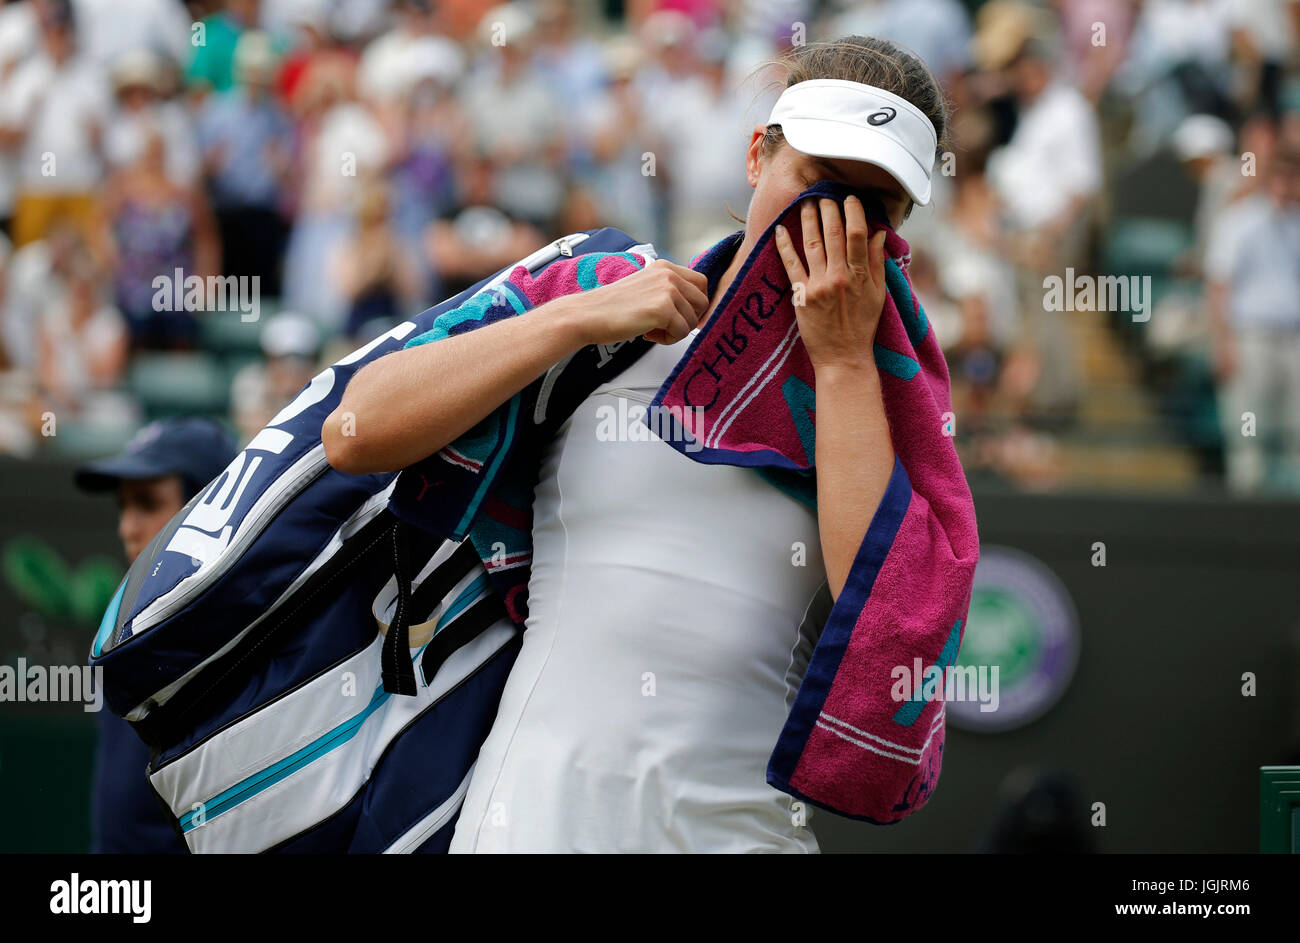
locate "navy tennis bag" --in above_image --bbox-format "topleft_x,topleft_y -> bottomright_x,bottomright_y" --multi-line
90,228 -> 646,853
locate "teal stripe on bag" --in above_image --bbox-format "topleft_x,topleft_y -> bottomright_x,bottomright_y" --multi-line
180,684 -> 390,832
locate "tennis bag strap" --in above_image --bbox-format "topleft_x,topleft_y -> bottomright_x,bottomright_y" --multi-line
384,518 -> 419,695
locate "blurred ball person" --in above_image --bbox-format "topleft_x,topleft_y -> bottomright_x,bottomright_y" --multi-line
1205,141 -> 1300,494
75,417 -> 239,853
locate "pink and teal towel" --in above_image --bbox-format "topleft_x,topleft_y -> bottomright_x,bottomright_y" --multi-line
651,180 -> 980,821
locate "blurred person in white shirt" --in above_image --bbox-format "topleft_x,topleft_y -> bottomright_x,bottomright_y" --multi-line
1171,113 -> 1247,275
104,48 -> 201,188
33,250 -> 135,434
631,10 -> 705,125
1205,140 -> 1300,493
1,222 -> 81,372
0,0 -> 39,234
1117,0 -> 1238,152
281,52 -> 388,328
530,0 -> 608,112
830,0 -> 974,86
985,54 -> 1102,248
571,37 -> 666,248
645,27 -> 762,261
980,12 -> 1102,425
69,0 -> 190,71
358,0 -> 464,107
1226,0 -> 1298,117
460,3 -> 564,231
0,0 -> 110,247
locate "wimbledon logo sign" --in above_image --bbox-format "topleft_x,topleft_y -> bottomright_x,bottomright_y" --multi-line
947,545 -> 1080,733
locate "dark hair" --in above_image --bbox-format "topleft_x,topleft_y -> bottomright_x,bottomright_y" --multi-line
736,36 -> 952,222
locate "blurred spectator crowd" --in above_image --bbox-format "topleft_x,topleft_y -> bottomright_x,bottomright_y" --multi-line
0,0 -> 1297,495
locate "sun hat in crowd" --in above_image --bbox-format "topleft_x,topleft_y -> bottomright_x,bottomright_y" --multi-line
971,0 -> 1054,71
111,49 -> 165,93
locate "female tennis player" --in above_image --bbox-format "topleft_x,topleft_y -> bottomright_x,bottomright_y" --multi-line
326,35 -> 950,853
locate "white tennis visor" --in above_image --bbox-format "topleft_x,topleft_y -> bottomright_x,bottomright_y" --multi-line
766,79 -> 939,206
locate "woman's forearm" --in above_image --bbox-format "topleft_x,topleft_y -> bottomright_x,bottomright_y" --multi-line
323,295 -> 590,474
813,360 -> 896,601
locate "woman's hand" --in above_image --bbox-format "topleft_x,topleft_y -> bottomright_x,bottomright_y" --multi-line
561,258 -> 710,348
774,195 -> 888,373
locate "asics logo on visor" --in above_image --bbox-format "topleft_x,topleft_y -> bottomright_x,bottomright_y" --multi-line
866,107 -> 897,126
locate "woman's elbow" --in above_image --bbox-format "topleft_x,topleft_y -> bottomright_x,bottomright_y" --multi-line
322,406 -> 368,475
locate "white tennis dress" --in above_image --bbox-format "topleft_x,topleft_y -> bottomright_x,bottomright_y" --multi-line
449,329 -> 832,853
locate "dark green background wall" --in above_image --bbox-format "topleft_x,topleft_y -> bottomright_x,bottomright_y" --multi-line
815,488 -> 1300,852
